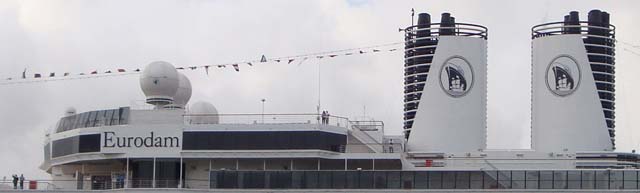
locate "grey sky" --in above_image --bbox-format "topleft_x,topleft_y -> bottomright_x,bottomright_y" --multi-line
0,0 -> 639,180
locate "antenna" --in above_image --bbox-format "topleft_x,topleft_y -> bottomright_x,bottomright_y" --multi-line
411,8 -> 415,27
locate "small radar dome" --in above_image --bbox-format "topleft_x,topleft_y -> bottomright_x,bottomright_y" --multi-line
65,107 -> 76,116
140,61 -> 180,106
164,72 -> 192,109
188,101 -> 219,124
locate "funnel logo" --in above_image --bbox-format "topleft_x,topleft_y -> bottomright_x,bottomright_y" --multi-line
546,56 -> 580,96
440,56 -> 473,97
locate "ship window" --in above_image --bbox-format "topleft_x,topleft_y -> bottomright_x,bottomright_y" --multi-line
623,171 -> 637,189
441,171 -> 455,189
304,171 -> 319,188
110,109 -> 120,125
86,111 -> 97,127
119,107 -> 130,124
455,171 -> 470,189
104,110 -> 114,126
567,171 -> 581,189
553,171 -> 567,189
78,134 -> 100,153
581,171 -> 595,189
329,171 -> 345,188
539,171 -> 553,189
414,171 -> 429,189
470,171 -> 484,189
360,171 -> 375,189
318,171 -> 331,188
595,170 -> 610,189
387,171 -> 401,189
95,110 -> 106,126
428,171 -> 443,189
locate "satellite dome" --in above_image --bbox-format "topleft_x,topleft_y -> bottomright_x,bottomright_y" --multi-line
140,61 -> 180,106
164,72 -> 192,109
65,107 -> 76,116
188,101 -> 219,124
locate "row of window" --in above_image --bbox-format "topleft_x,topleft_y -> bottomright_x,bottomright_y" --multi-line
51,134 -> 101,158
209,170 -> 640,189
183,131 -> 346,152
56,107 -> 130,133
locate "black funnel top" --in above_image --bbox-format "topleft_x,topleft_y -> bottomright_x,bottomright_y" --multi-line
440,13 -> 455,36
417,13 -> 431,37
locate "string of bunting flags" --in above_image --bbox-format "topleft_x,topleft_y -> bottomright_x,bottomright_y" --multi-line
0,42 -> 403,85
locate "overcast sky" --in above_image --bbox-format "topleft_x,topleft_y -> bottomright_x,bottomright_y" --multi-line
0,0 -> 639,180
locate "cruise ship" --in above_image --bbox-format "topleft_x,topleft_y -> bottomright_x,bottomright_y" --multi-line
38,10 -> 640,191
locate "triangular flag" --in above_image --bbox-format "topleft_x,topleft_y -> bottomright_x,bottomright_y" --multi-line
373,49 -> 380,52
232,64 -> 239,72
34,73 -> 41,78
247,62 -> 253,66
49,72 -> 55,77
117,69 -> 126,72
64,72 -> 70,76
205,66 -> 210,75
260,55 -> 267,62
288,59 -> 295,64
297,57 -> 309,66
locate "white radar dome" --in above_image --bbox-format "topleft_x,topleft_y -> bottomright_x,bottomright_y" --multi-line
140,61 -> 180,106
164,72 -> 192,109
188,101 -> 219,124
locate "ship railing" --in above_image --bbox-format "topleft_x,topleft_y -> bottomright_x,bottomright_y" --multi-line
183,113 -> 351,129
403,22 -> 489,41
531,21 -> 616,39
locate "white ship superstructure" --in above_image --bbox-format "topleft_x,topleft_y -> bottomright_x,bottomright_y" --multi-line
38,10 -> 640,191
